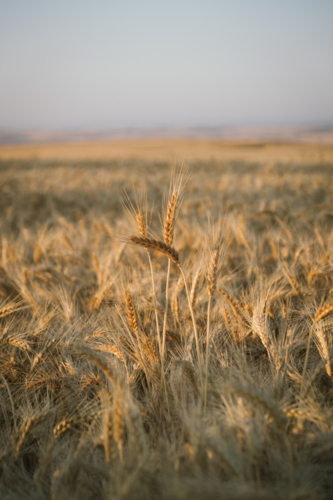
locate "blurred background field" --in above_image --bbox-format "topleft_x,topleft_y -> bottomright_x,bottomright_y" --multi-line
1,137 -> 333,163
1,140 -> 333,498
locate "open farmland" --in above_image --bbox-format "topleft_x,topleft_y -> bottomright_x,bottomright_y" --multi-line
1,139 -> 333,499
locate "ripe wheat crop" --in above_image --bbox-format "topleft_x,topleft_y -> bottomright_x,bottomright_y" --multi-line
0,153 -> 333,499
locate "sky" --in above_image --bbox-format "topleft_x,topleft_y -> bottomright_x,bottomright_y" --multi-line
0,0 -> 333,130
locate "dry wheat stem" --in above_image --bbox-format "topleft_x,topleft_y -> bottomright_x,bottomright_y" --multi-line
204,247 -> 220,413
146,249 -> 161,356
190,269 -> 201,310
161,258 -> 171,362
160,258 -> 171,418
179,266 -> 203,392
204,294 -> 212,414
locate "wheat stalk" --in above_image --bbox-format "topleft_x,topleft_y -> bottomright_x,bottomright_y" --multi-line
190,269 -> 201,310
204,246 -> 220,413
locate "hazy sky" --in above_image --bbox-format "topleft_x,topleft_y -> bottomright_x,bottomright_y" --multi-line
1,0 -> 333,129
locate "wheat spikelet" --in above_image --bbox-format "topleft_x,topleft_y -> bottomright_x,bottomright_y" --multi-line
33,243 -> 43,263
251,303 -> 269,351
31,271 -> 50,283
284,407 -> 326,428
222,305 -> 231,327
125,291 -> 139,336
54,417 -> 76,438
62,232 -> 74,251
313,324 -> 332,377
141,335 -> 159,366
315,302 -> 333,323
64,359 -> 77,376
129,236 -> 180,265
92,252 -> 99,277
22,268 -> 28,286
207,248 -> 219,297
227,383 -> 286,431
8,337 -> 31,351
293,246 -> 305,265
137,210 -> 147,238
0,301 -> 24,318
85,329 -> 105,339
217,289 -> 247,325
76,343 -> 123,386
308,269 -> 323,283
31,352 -> 43,371
286,273 -> 301,296
95,344 -> 126,363
81,374 -> 102,390
13,416 -> 36,460
91,280 -> 113,311
164,191 -> 178,246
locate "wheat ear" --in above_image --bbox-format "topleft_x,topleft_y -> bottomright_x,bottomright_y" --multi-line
129,236 -> 180,265
76,343 -> 122,386
162,189 -> 178,366
160,190 -> 179,415
301,302 -> 333,396
124,291 -> 155,406
131,206 -> 162,362
217,289 -> 247,325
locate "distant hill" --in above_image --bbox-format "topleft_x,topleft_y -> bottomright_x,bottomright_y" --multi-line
0,125 -> 333,146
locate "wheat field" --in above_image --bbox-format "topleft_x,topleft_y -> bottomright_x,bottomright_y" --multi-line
1,141 -> 333,499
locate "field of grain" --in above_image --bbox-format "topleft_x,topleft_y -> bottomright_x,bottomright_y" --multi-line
1,140 -> 333,499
